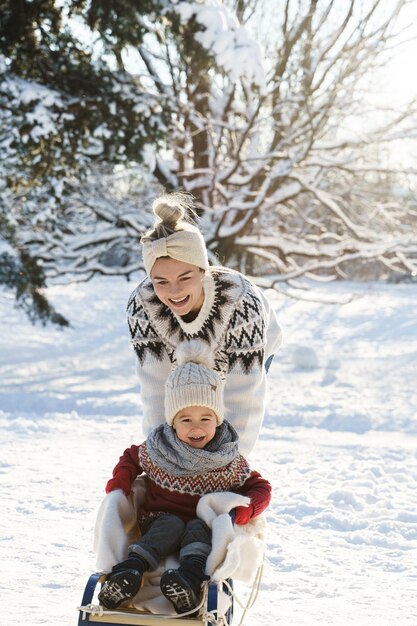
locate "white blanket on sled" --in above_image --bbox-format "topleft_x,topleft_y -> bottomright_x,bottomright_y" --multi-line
94,478 -> 266,613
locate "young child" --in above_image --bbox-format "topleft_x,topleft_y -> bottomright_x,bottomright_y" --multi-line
98,341 -> 271,614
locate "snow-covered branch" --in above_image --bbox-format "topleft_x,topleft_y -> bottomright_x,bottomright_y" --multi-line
2,0 -> 417,322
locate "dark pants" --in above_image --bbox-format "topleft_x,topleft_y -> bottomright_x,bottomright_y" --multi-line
265,353 -> 274,373
128,513 -> 212,571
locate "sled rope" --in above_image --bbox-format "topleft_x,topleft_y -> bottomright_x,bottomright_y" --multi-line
77,603 -> 104,619
220,561 -> 264,626
202,610 -> 228,626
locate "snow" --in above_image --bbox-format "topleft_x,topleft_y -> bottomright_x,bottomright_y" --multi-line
174,1 -> 266,89
1,77 -> 65,140
1,277 -> 417,625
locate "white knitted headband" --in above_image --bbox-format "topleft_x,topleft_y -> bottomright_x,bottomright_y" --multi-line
142,229 -> 209,276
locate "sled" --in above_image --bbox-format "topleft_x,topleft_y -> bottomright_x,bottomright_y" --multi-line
77,571 -> 234,626
79,492 -> 263,626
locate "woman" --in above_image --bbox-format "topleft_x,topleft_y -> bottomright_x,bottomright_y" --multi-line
127,191 -> 282,456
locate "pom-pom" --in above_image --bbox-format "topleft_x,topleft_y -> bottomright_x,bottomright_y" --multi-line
175,339 -> 214,369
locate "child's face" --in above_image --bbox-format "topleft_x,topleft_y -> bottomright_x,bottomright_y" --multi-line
173,405 -> 218,448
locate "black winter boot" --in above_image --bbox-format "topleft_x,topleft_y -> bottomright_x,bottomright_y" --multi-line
98,554 -> 149,610
160,555 -> 209,614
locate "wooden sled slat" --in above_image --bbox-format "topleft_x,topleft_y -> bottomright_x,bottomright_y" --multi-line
83,611 -> 199,625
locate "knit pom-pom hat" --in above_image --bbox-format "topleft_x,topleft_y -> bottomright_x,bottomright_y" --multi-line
165,340 -> 224,426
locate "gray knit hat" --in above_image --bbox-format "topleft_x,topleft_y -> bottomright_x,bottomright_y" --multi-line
165,340 -> 224,426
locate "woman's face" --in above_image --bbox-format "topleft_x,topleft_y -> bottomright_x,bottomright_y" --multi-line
150,257 -> 205,316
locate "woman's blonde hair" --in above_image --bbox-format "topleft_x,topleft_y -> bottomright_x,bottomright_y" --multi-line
141,191 -> 199,242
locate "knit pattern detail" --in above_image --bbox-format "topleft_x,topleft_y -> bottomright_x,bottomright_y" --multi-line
127,267 -> 266,373
226,289 -> 265,373
127,289 -> 167,364
137,442 -> 252,496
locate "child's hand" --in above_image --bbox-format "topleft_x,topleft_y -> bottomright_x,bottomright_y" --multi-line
106,478 -> 130,497
234,503 -> 254,524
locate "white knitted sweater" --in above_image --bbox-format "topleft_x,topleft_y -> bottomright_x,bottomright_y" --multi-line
127,266 -> 282,456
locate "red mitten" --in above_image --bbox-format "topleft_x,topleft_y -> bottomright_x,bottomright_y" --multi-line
105,477 -> 130,497
234,503 -> 254,525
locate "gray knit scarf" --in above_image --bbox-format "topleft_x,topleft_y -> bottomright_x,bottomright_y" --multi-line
146,421 -> 240,477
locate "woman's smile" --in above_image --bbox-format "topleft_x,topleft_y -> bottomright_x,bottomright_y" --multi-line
168,295 -> 190,308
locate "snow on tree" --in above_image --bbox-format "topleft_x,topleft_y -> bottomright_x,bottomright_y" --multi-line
159,0 -> 417,285
0,0 -> 168,322
1,0 -> 417,322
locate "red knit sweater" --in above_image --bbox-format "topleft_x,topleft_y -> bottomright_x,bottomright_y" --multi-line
106,441 -> 271,526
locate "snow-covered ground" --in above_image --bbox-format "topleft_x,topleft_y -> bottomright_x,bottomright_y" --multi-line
1,277 -> 416,626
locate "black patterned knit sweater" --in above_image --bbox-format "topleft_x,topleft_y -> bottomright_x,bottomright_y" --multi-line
127,266 -> 282,456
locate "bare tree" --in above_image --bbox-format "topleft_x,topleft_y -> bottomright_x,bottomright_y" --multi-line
150,0 -> 417,283
3,0 -> 417,321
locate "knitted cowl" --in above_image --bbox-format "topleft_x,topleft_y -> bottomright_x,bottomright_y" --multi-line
146,421 -> 240,477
